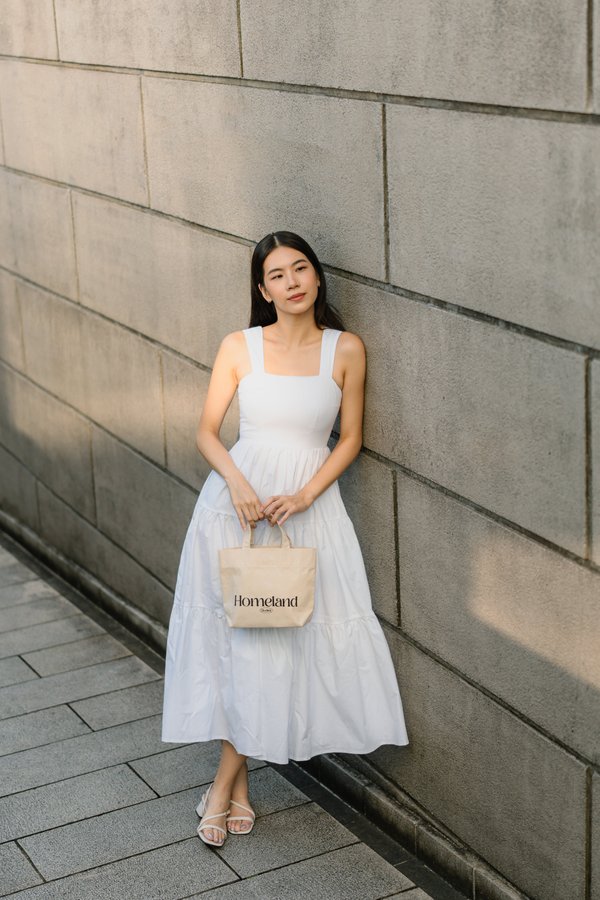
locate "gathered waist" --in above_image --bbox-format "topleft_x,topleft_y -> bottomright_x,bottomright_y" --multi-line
234,435 -> 331,451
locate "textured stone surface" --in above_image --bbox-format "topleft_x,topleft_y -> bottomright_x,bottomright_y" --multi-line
0,60 -> 147,203
0,765 -> 155,842
0,714 -> 168,797
0,705 -> 90,756
0,842 -> 42,894
194,840 -> 415,899
593,772 -> 600,900
0,593 -> 80,635
241,0 -> 587,111
387,105 -> 600,348
129,739 -> 268,796
70,679 -> 165,731
214,802 -> 357,877
36,483 -> 174,626
18,282 -> 165,464
91,426 -> 197,586
0,579 -> 59,610
0,559 -> 37,590
0,270 -> 24,370
0,656 -> 159,722
0,656 -> 38,688
73,192 -> 252,366
19,786 -> 219,879
596,0 -> 600,114
22,633 -> 131,677
397,474 -> 600,761
0,612 -> 103,660
0,364 -> 95,518
55,0 -> 240,75
142,77 -> 385,280
338,453 -> 397,625
0,170 -> 77,299
4,838 -> 235,899
161,350 -> 240,489
370,631 -> 587,900
593,359 -> 600,564
334,275 -> 586,554
0,445 -> 39,532
0,0 -> 57,57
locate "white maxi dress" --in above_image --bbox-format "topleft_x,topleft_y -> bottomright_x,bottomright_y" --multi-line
161,325 -> 409,763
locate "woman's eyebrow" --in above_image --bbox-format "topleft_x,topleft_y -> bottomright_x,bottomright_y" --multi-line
266,259 -> 306,275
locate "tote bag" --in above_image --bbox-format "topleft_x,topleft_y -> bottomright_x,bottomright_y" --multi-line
219,522 -> 316,628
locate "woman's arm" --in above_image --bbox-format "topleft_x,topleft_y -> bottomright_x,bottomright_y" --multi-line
261,332 -> 366,525
196,332 -> 265,530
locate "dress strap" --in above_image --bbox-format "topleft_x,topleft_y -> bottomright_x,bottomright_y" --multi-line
321,329 -> 342,379
242,326 -> 264,374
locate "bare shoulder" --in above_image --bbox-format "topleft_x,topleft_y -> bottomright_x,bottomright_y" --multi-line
219,329 -> 246,352
336,330 -> 366,363
215,329 -> 246,363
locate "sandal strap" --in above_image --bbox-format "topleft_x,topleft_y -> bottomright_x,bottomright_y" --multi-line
226,814 -> 254,822
229,800 -> 255,816
199,809 -> 230,822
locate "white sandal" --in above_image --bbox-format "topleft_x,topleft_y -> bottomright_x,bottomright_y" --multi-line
226,798 -> 256,834
196,782 -> 230,847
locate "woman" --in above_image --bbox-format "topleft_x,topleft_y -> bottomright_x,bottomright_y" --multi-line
161,231 -> 409,846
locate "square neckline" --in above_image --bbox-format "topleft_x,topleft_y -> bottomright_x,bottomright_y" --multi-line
260,325 -> 327,379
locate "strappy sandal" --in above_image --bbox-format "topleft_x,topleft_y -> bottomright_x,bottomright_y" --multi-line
226,798 -> 256,834
196,782 -> 230,847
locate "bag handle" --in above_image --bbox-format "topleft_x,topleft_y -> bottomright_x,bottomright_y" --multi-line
242,521 -> 292,549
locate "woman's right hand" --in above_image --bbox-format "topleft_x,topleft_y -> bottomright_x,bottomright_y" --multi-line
225,472 -> 265,531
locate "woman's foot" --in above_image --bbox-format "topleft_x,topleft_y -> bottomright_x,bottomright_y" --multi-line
227,763 -> 255,833
197,781 -> 231,845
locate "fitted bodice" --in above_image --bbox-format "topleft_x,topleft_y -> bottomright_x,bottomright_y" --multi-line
238,326 -> 342,449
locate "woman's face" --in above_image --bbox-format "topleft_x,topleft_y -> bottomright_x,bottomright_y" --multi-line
259,246 -> 320,316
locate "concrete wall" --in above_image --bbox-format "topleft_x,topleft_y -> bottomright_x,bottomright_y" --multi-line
0,3 -> 598,898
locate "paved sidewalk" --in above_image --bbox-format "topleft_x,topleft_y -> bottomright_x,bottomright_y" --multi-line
0,533 -> 466,900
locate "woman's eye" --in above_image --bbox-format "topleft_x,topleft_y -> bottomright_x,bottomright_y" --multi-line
273,267 -> 306,279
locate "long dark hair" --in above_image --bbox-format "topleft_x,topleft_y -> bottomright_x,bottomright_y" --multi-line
249,231 -> 346,331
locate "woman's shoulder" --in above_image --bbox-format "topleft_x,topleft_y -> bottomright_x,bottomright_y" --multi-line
218,329 -> 250,352
335,329 -> 366,359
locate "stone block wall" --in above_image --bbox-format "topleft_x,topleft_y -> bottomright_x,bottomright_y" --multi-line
0,3 -> 598,898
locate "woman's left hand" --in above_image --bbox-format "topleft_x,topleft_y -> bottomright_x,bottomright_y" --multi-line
260,489 -> 313,526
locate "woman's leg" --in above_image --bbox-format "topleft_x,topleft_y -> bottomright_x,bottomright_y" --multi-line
199,739 -> 248,842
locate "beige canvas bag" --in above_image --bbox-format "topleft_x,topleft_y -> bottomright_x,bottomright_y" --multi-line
219,522 -> 316,628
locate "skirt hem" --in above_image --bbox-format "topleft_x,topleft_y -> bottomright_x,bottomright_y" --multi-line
158,734 -> 410,765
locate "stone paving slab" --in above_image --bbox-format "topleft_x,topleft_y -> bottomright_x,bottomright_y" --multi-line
1,714 -> 170,797
0,655 -> 38,688
19,789 -> 356,883
0,763 -> 156,842
0,579 -> 58,610
70,678 -> 165,730
18,786 -> 235,880
0,613 -> 105,660
213,801 -> 359,878
0,704 -> 91,755
0,594 -> 81,634
5,838 -> 237,900
0,842 -> 43,894
129,740 -> 268,795
192,840 -> 416,899
22,633 -> 132,676
0,560 -> 39,588
0,654 -> 160,719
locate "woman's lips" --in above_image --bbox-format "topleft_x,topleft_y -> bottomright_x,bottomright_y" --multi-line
288,293 -> 305,300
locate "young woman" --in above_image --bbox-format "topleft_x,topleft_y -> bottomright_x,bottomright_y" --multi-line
161,231 -> 409,846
